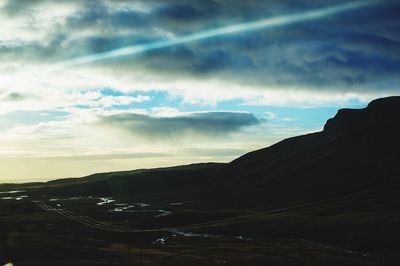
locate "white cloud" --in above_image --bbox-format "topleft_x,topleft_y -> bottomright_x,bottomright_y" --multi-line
0,1 -> 79,43
265,112 -> 276,119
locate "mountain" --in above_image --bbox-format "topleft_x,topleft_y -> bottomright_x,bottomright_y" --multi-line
2,96 -> 400,265
224,96 -> 400,206
26,96 -> 400,209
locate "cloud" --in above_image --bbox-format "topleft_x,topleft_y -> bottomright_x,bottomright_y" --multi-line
1,0 -> 399,102
1,92 -> 25,101
99,111 -> 261,140
154,2 -> 218,22
66,4 -> 151,31
70,91 -> 152,108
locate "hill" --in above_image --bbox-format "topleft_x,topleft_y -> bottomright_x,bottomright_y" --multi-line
25,96 -> 400,209
2,96 -> 400,265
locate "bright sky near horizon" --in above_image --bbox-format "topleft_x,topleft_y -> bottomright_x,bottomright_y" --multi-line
0,0 -> 399,182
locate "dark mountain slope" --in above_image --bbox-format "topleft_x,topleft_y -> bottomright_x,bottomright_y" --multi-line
31,163 -> 225,207
225,96 -> 400,206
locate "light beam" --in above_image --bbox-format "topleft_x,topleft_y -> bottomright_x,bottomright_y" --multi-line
53,1 -> 377,70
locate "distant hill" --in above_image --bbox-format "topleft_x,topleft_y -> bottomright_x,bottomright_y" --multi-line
23,96 -> 400,209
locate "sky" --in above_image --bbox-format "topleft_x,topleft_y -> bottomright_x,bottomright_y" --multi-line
0,0 -> 399,182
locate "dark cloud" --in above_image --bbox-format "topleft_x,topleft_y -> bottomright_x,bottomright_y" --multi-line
154,1 -> 219,22
99,112 -> 260,139
155,4 -> 205,21
1,0 -> 399,94
192,49 -> 254,74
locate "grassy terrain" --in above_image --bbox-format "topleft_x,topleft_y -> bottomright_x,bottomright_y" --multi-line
1,185 -> 399,265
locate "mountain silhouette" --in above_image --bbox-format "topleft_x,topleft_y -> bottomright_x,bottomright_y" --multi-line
223,96 -> 400,206
30,96 -> 400,210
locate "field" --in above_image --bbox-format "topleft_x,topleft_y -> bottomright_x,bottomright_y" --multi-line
1,185 -> 399,265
